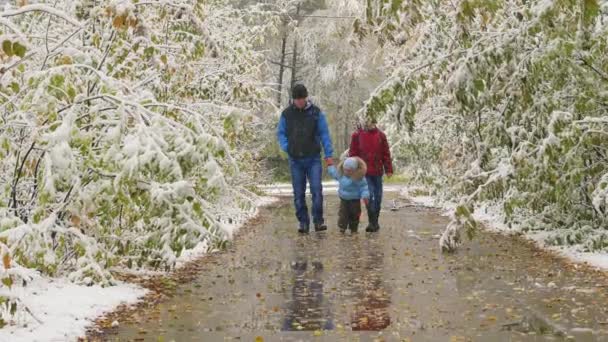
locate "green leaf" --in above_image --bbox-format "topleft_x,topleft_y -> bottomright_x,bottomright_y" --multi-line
10,82 -> 19,93
193,202 -> 203,215
50,74 -> 65,88
2,40 -> 13,56
67,86 -> 77,101
585,0 -> 600,19
12,42 -> 26,58
1,138 -> 9,152
460,0 -> 474,19
144,46 -> 155,58
2,277 -> 13,289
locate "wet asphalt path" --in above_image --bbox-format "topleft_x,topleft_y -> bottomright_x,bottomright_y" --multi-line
111,192 -> 608,341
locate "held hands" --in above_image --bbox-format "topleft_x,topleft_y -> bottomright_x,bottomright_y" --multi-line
325,157 -> 334,166
363,198 -> 369,206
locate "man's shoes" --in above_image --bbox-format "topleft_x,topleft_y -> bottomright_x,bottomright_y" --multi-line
314,223 -> 328,232
298,225 -> 310,234
339,226 -> 346,233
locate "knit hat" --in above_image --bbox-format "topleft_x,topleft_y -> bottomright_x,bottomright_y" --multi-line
292,84 -> 308,99
343,157 -> 358,171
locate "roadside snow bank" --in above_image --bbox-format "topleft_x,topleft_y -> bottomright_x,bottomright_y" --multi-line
0,278 -> 146,342
400,186 -> 608,271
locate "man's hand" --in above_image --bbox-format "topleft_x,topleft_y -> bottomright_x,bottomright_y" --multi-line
386,172 -> 393,178
325,157 -> 334,166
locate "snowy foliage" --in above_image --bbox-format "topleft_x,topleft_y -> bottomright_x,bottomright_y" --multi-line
360,0 -> 608,252
0,0 -> 276,326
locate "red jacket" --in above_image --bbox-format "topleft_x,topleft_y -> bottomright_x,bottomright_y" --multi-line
349,128 -> 393,176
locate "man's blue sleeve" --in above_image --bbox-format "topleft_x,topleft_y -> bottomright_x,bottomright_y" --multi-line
317,112 -> 333,158
277,115 -> 288,153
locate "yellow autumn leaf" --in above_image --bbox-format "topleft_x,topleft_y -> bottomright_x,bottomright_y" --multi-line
113,15 -> 125,29
3,253 -> 10,269
58,55 -> 73,65
255,337 -> 264,342
71,215 -> 81,227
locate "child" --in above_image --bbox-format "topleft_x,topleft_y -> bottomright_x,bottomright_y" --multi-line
328,157 -> 370,233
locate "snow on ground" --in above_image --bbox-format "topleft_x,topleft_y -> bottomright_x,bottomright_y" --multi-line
0,278 -> 146,342
398,186 -> 443,209
399,186 -> 608,271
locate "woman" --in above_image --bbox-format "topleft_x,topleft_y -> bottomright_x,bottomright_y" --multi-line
348,118 -> 393,232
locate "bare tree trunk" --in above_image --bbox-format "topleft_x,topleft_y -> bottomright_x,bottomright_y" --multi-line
290,4 -> 301,93
277,31 -> 287,107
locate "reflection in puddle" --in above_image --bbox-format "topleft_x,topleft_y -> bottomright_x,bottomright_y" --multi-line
282,237 -> 334,331
350,238 -> 391,331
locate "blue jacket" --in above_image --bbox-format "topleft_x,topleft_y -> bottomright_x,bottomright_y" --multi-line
276,101 -> 333,158
328,158 -> 370,200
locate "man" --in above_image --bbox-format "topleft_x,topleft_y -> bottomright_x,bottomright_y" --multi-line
349,118 -> 393,232
277,84 -> 334,233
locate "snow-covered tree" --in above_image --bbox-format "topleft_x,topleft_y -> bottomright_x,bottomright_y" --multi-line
0,0 -> 279,324
360,0 -> 608,252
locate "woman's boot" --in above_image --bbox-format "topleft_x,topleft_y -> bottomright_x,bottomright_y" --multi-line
373,211 -> 381,232
365,204 -> 375,232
